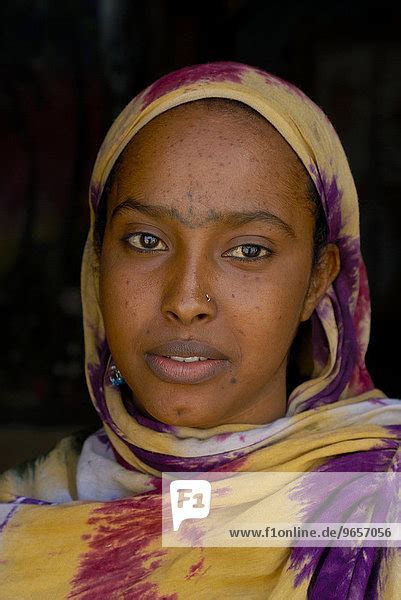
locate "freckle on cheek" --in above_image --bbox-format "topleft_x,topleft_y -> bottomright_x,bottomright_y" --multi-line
230,377 -> 237,384
231,294 -> 235,298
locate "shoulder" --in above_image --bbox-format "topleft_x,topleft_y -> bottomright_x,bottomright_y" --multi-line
0,430 -> 90,503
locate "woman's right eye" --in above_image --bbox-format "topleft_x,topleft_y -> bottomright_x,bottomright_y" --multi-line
122,232 -> 168,253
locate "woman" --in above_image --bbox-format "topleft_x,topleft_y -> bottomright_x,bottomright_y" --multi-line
1,61 -> 401,598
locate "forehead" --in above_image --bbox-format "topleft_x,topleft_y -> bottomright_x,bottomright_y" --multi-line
120,99 -> 301,166
108,100 -> 313,225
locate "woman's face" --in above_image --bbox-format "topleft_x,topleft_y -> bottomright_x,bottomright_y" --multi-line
99,101 -> 339,428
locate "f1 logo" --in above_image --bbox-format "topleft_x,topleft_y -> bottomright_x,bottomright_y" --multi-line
170,480 -> 212,531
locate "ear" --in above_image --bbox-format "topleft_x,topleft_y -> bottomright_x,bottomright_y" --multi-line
300,243 -> 340,322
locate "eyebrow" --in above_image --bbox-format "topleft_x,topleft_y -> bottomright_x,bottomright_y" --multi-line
110,198 -> 296,238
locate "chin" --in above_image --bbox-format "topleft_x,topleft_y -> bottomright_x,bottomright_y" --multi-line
129,387 -> 226,428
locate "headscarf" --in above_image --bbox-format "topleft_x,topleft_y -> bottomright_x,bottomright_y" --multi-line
1,61 -> 401,599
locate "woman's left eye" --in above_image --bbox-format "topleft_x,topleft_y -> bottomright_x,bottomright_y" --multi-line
122,232 -> 167,252
223,243 -> 272,261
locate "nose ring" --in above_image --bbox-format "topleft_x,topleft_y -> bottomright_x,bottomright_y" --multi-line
206,293 -> 211,302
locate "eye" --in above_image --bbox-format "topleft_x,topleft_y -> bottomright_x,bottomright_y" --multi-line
223,243 -> 273,262
122,232 -> 168,253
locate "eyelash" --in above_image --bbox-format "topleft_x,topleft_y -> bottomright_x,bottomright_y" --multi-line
122,232 -> 274,262
122,232 -> 167,253
223,245 -> 273,262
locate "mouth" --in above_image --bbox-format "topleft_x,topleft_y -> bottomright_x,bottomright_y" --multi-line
144,339 -> 230,384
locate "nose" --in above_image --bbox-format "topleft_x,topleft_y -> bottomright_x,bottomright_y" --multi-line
160,253 -> 216,326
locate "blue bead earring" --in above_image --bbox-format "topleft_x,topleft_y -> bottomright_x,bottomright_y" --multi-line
109,362 -> 125,387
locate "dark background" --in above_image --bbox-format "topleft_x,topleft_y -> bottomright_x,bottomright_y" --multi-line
1,0 -> 401,466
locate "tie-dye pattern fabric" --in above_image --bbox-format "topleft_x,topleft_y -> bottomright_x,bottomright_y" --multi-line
1,61 -> 401,599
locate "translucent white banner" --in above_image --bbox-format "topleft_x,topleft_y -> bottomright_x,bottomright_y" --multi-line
161,472 -> 401,547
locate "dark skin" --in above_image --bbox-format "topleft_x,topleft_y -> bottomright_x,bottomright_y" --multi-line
99,102 -> 340,428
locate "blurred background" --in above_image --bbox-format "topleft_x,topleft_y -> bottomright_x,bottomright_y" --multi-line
1,0 -> 401,470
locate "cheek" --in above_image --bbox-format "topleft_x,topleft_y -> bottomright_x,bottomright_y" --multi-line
230,260 -> 311,352
99,255 -> 157,342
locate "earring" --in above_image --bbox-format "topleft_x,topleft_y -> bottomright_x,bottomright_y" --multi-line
109,362 -> 125,387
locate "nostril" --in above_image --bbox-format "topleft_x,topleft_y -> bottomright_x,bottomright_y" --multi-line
165,311 -> 208,320
197,313 -> 209,320
165,310 -> 180,321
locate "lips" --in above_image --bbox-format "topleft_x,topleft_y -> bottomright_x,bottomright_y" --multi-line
147,339 -> 228,360
145,339 -> 230,384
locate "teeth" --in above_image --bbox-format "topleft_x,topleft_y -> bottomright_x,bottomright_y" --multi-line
168,356 -> 209,363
